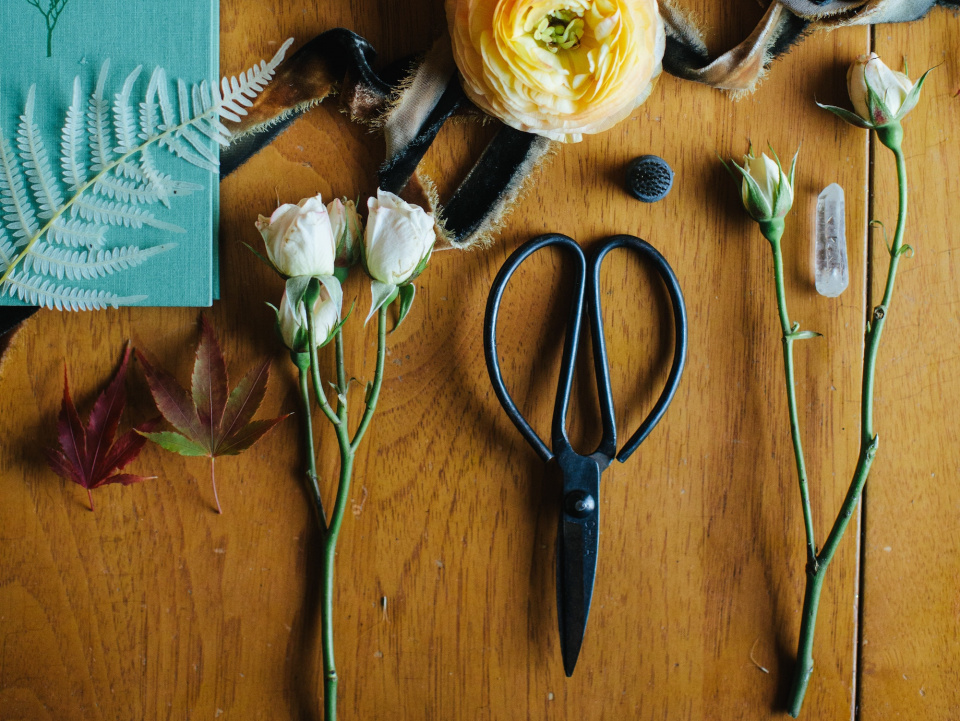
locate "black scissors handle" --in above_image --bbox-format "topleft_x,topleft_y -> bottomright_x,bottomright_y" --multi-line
484,233 -> 688,465
484,234 -> 607,463
597,235 -> 688,462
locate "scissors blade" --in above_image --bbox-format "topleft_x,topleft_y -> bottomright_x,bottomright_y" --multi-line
555,455 -> 601,677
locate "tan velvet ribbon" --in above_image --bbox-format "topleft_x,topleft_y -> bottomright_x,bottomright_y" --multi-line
660,0 -> 951,92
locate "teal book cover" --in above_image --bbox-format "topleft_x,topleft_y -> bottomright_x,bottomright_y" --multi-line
0,0 -> 219,308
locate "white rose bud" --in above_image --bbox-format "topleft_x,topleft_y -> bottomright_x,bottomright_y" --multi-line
277,285 -> 341,352
847,53 -> 915,127
819,53 -> 931,146
363,189 -> 435,286
256,195 -> 337,278
327,197 -> 363,268
738,148 -> 794,222
724,145 -> 798,242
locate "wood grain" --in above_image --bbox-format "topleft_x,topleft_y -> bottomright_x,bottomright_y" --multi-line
859,18 -> 960,720
0,1 -> 955,719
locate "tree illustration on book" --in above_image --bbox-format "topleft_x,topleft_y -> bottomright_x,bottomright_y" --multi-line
22,0 -> 72,58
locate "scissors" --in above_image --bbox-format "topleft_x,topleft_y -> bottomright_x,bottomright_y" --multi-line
483,233 -> 688,677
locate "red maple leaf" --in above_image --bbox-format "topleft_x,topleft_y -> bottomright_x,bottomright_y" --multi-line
136,314 -> 290,513
45,345 -> 159,512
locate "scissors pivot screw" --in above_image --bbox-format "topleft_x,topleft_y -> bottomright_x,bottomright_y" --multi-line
564,490 -> 596,519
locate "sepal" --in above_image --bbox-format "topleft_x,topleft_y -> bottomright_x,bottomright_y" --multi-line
394,283 -> 416,332
316,274 -> 343,320
267,300 -> 308,354
243,241 -> 285,277
865,81 -> 895,127
367,280 -> 398,324
768,146 -> 795,219
895,67 -> 933,121
732,160 -> 773,221
285,275 -> 314,310
816,102 -> 872,129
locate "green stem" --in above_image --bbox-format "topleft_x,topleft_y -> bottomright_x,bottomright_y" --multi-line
786,137 -> 907,718
294,352 -> 326,533
319,449 -> 353,721
305,302 -> 389,721
335,330 -> 348,421
350,305 -> 388,453
762,223 -> 817,567
305,306 -> 341,429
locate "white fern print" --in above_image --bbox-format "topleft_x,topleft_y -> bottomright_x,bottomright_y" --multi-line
0,37 -> 294,310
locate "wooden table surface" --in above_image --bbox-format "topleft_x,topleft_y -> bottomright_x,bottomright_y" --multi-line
1,1 -> 958,719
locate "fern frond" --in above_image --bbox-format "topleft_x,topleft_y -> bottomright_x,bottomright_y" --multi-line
0,40 -> 295,308
24,240 -> 174,280
140,157 -> 203,197
18,86 -> 64,219
60,77 -> 87,191
87,60 -> 114,173
214,38 -> 294,123
188,85 -> 231,148
0,231 -> 17,268
5,269 -> 145,310
49,217 -> 107,247
154,68 -> 176,129
158,133 -> 219,173
177,79 -> 190,125
148,70 -> 217,172
0,117 -> 39,241
140,69 -> 162,137
178,125 -> 219,166
113,66 -> 143,153
195,81 -> 231,145
129,154 -> 202,209
94,173 -> 161,205
73,196 -> 184,233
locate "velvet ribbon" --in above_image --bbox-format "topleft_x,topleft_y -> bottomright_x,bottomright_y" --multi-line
2,0 -> 956,348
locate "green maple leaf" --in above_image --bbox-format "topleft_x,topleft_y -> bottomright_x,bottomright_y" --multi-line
136,314 -> 290,513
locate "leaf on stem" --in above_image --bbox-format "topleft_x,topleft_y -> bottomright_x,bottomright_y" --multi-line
136,314 -> 290,513
394,283 -> 416,332
45,344 -> 159,511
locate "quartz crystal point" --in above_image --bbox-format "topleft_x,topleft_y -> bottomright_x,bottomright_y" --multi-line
814,183 -> 849,297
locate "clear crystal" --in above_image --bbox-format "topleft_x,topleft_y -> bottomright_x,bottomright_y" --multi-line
814,183 -> 849,298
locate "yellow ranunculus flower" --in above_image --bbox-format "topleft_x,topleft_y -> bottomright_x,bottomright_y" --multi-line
446,0 -> 665,143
